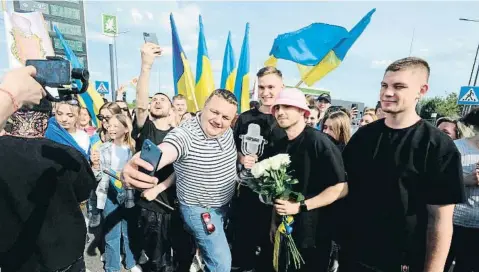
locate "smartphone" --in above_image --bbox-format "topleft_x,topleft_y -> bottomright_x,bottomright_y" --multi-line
140,139 -> 162,176
143,32 -> 159,45
351,103 -> 358,109
26,59 -> 71,87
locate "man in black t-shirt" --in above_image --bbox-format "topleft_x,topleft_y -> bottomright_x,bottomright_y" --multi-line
340,57 -> 465,272
133,43 -> 193,272
269,87 -> 347,272
0,100 -> 96,272
231,66 -> 287,271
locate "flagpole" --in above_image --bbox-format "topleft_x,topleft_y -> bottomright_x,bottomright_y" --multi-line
295,80 -> 303,88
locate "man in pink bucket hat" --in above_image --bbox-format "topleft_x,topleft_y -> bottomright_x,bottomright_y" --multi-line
268,87 -> 348,272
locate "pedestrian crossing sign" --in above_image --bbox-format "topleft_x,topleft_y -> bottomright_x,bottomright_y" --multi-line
95,81 -> 110,94
458,86 -> 479,105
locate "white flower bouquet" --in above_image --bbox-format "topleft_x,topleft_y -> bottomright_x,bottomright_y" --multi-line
249,153 -> 305,271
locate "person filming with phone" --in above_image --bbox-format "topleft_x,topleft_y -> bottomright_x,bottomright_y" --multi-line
122,88 -> 239,272
0,67 -> 97,272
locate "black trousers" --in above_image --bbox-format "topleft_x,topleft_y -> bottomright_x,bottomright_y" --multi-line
138,208 -> 195,272
445,225 -> 479,272
230,186 -> 274,271
289,242 -> 332,272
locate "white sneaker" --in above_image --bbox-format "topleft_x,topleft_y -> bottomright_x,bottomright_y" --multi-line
100,253 -> 104,262
130,264 -> 143,272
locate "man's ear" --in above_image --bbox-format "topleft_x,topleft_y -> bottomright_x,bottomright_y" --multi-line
418,84 -> 429,99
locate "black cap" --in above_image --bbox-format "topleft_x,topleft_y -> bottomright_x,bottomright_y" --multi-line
317,93 -> 331,103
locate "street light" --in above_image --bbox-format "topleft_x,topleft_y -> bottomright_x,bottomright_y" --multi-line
459,18 -> 479,115
103,30 -> 130,100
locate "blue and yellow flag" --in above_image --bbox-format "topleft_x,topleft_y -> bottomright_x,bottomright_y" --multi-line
195,15 -> 214,109
171,13 -> 198,111
264,9 -> 375,87
220,31 -> 236,92
233,23 -> 250,113
264,23 -> 349,68
298,9 -> 376,86
53,26 -> 104,127
89,132 -> 101,152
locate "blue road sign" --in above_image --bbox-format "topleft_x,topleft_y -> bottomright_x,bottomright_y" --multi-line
458,86 -> 479,105
95,81 -> 110,94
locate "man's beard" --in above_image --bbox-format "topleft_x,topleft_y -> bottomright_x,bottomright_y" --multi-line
150,111 -> 168,119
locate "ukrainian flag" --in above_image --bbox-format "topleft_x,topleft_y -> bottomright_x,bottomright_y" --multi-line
195,15 -> 214,109
265,9 -> 375,87
54,26 -> 104,127
220,31 -> 236,92
170,13 -> 198,111
233,23 -> 250,113
89,132 -> 101,152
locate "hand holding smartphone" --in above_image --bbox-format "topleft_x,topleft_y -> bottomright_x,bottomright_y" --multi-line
140,139 -> 162,176
143,32 -> 159,45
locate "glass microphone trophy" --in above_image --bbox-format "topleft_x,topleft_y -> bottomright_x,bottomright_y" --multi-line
238,123 -> 267,185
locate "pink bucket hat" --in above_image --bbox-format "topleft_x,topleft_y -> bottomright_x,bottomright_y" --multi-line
271,87 -> 310,117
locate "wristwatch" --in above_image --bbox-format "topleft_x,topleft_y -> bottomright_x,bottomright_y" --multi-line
300,199 -> 308,213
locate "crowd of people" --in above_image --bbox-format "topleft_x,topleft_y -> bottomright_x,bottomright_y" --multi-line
0,44 -> 478,272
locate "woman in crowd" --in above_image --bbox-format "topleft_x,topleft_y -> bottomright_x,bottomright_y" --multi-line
359,112 -> 378,127
97,102 -> 122,142
321,111 -> 351,151
93,114 -> 142,272
55,100 -> 90,154
444,110 -> 479,272
79,107 -> 97,137
116,100 -> 133,120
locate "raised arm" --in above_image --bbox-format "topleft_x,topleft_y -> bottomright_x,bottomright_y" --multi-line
136,43 -> 162,129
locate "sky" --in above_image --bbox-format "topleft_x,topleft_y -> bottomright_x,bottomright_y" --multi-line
1,1 -> 479,107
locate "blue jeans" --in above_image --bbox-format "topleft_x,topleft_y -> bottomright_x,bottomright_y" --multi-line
180,204 -> 231,272
103,193 -> 137,272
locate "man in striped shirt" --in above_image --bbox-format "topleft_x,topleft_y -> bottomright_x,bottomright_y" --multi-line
122,89 -> 239,272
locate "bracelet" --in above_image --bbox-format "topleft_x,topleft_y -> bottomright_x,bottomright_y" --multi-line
0,88 -> 19,112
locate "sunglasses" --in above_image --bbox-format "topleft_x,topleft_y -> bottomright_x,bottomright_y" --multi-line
96,114 -> 111,122
201,212 -> 216,234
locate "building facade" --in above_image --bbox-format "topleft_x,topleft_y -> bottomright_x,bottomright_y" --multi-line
13,0 -> 88,68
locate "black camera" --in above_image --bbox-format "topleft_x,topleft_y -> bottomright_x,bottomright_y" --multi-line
26,56 -> 89,102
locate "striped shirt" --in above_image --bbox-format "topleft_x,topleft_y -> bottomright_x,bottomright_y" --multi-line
163,115 -> 238,207
453,138 -> 479,228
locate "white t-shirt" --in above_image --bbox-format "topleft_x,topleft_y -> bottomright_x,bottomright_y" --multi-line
111,144 -> 131,171
71,129 -> 90,154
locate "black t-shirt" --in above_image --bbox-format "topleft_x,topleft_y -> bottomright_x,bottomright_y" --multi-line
342,119 -> 465,270
133,117 -> 175,214
274,126 -> 346,248
0,136 -> 96,272
233,108 -> 287,160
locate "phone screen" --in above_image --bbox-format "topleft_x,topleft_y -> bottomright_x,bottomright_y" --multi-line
143,32 -> 159,45
26,59 -> 71,87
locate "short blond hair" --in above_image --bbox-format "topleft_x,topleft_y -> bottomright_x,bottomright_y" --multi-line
386,57 -> 430,80
256,66 -> 282,78
205,89 -> 238,106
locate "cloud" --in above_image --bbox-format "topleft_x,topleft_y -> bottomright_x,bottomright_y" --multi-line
131,8 -> 143,24
116,7 -> 123,12
370,59 -> 393,69
146,11 -> 154,21
159,4 -> 201,49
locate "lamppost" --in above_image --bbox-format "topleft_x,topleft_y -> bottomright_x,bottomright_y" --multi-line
103,30 -> 129,100
460,18 -> 479,115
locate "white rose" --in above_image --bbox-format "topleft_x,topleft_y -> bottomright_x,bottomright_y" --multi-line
252,162 -> 266,178
270,157 -> 282,170
261,158 -> 273,171
276,154 -> 291,166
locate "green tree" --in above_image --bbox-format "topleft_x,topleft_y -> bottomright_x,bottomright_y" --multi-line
418,92 -> 462,119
